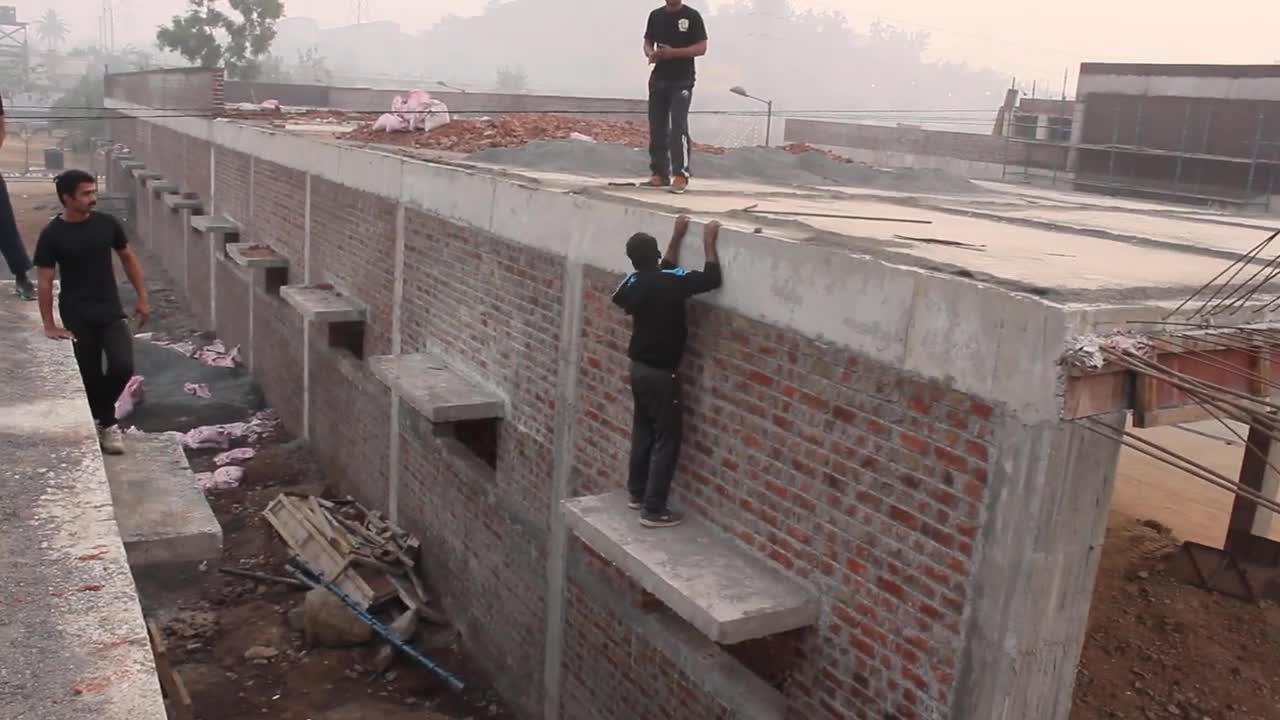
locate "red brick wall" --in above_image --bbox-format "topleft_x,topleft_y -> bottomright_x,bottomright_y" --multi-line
306,323 -> 392,511
213,148 -> 251,225
560,543 -> 739,720
186,137 -> 212,201
148,125 -> 184,181
400,210 -> 564,532
572,266 -> 998,720
185,229 -> 212,329
249,160 -> 307,270
397,401 -> 548,719
251,291 -> 306,436
213,259 -> 252,369
308,179 -> 397,356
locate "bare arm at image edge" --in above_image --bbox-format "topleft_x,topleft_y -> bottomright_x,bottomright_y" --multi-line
37,267 -> 70,339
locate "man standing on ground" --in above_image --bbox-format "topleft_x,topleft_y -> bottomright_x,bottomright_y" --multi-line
644,0 -> 708,195
34,169 -> 149,455
0,93 -> 35,299
613,215 -> 722,528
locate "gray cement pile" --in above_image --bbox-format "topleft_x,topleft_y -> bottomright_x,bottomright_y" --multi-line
467,140 -> 980,194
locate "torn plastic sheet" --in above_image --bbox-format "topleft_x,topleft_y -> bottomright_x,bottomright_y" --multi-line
182,410 -> 281,450
195,466 -> 245,492
114,375 -> 145,420
214,447 -> 257,466
184,382 -> 212,399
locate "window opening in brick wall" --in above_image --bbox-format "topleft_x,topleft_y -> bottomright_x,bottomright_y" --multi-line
452,418 -> 498,470
327,321 -> 365,360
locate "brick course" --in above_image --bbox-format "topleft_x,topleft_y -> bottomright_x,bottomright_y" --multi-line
213,259 -> 252,369
213,147 -> 250,225
251,291 -> 305,436
249,160 -> 306,269
308,179 -> 397,356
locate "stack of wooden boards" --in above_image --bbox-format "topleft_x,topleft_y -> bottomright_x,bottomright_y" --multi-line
263,493 -> 445,623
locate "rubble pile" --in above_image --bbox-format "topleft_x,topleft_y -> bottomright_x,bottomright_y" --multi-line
342,112 -> 727,155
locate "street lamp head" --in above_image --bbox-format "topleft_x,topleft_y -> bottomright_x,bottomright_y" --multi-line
730,86 -> 748,98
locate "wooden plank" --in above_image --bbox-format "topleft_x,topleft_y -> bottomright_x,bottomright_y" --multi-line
262,495 -> 375,606
1063,370 -> 1131,419
1133,403 -> 1218,429
147,620 -> 193,720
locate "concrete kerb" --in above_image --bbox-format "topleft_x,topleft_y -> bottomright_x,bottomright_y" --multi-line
106,100 -> 1074,422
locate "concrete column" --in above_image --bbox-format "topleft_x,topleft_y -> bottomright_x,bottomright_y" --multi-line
1035,114 -> 1051,141
1227,427 -> 1280,553
1067,99 -> 1088,174
952,411 -> 1126,720
542,255 -> 586,720
387,204 -> 406,523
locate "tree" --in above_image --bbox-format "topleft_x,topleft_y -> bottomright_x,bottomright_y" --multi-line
156,0 -> 285,80
37,9 -> 69,51
295,46 -> 332,84
494,65 -> 529,94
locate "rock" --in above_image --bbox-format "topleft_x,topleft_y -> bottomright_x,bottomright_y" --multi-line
303,588 -> 373,648
372,609 -> 419,672
287,606 -> 306,632
1137,570 -> 1151,580
243,646 -> 279,661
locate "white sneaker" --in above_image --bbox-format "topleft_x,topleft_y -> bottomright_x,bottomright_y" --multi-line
99,425 -> 126,455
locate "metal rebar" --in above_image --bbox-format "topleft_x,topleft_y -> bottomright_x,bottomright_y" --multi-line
1164,231 -> 1277,320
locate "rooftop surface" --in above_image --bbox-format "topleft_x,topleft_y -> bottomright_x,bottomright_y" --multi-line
225,114 -> 1280,307
0,287 -> 166,720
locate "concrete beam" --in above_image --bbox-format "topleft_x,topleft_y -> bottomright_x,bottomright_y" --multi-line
369,353 -> 507,423
101,433 -> 223,567
280,285 -> 367,323
562,491 -> 819,645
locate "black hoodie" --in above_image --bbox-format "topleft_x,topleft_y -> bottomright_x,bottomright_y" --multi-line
612,259 -> 722,371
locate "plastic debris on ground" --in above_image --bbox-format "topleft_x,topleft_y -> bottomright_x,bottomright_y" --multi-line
195,466 -> 245,492
193,340 -> 242,369
115,375 -> 145,420
181,409 -> 280,450
184,382 -> 212,399
213,447 -> 257,466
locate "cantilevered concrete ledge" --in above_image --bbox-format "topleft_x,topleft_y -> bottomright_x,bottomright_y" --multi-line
0,287 -> 168,719
281,285 -> 367,323
119,160 -> 144,172
131,168 -> 163,180
190,214 -> 239,234
227,243 -> 290,269
145,178 -> 179,194
102,433 -> 223,568
563,492 -> 819,644
370,353 -> 506,423
163,193 -> 203,211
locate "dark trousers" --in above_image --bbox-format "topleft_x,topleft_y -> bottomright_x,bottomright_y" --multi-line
648,81 -> 694,180
627,361 -> 684,514
0,176 -> 30,278
69,318 -> 135,428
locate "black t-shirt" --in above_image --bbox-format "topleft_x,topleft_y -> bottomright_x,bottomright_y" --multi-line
33,213 -> 129,327
645,4 -> 708,85
611,260 -> 722,371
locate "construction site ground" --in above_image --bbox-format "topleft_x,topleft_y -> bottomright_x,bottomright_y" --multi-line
5,188 -> 514,720
5,131 -> 1280,718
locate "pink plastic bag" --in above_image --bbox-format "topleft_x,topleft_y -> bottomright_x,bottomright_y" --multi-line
114,375 -> 145,420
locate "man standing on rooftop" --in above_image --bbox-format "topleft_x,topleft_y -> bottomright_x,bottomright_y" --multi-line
643,0 -> 708,195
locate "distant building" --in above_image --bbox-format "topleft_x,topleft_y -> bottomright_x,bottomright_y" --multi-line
1070,63 -> 1280,209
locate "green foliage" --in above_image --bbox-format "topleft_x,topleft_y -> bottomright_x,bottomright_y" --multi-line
494,65 -> 529,94
155,0 -> 285,80
37,9 -> 70,50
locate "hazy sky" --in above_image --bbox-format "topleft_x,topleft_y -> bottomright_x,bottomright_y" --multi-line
30,0 -> 1280,91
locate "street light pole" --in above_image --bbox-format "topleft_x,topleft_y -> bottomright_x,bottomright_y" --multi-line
730,85 -> 774,147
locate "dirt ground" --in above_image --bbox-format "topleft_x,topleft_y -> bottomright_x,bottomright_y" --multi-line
7,192 -> 514,720
1072,423 -> 1280,720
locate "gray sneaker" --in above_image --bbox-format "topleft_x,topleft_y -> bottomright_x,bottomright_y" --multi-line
99,425 -> 126,455
14,276 -> 34,301
639,510 -> 685,529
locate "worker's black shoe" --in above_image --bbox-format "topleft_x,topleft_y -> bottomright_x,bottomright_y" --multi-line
639,510 -> 684,529
14,275 -> 35,301
628,496 -> 643,510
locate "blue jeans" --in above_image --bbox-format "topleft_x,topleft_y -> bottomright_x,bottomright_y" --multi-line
0,176 -> 30,278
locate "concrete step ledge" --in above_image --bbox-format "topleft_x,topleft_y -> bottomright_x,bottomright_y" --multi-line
370,353 -> 506,423
227,243 -> 290,270
190,214 -> 240,234
145,179 -> 179,195
563,491 -> 819,645
102,433 -> 223,568
163,193 -> 204,211
131,168 -> 163,180
119,160 -> 144,172
280,285 -> 367,323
